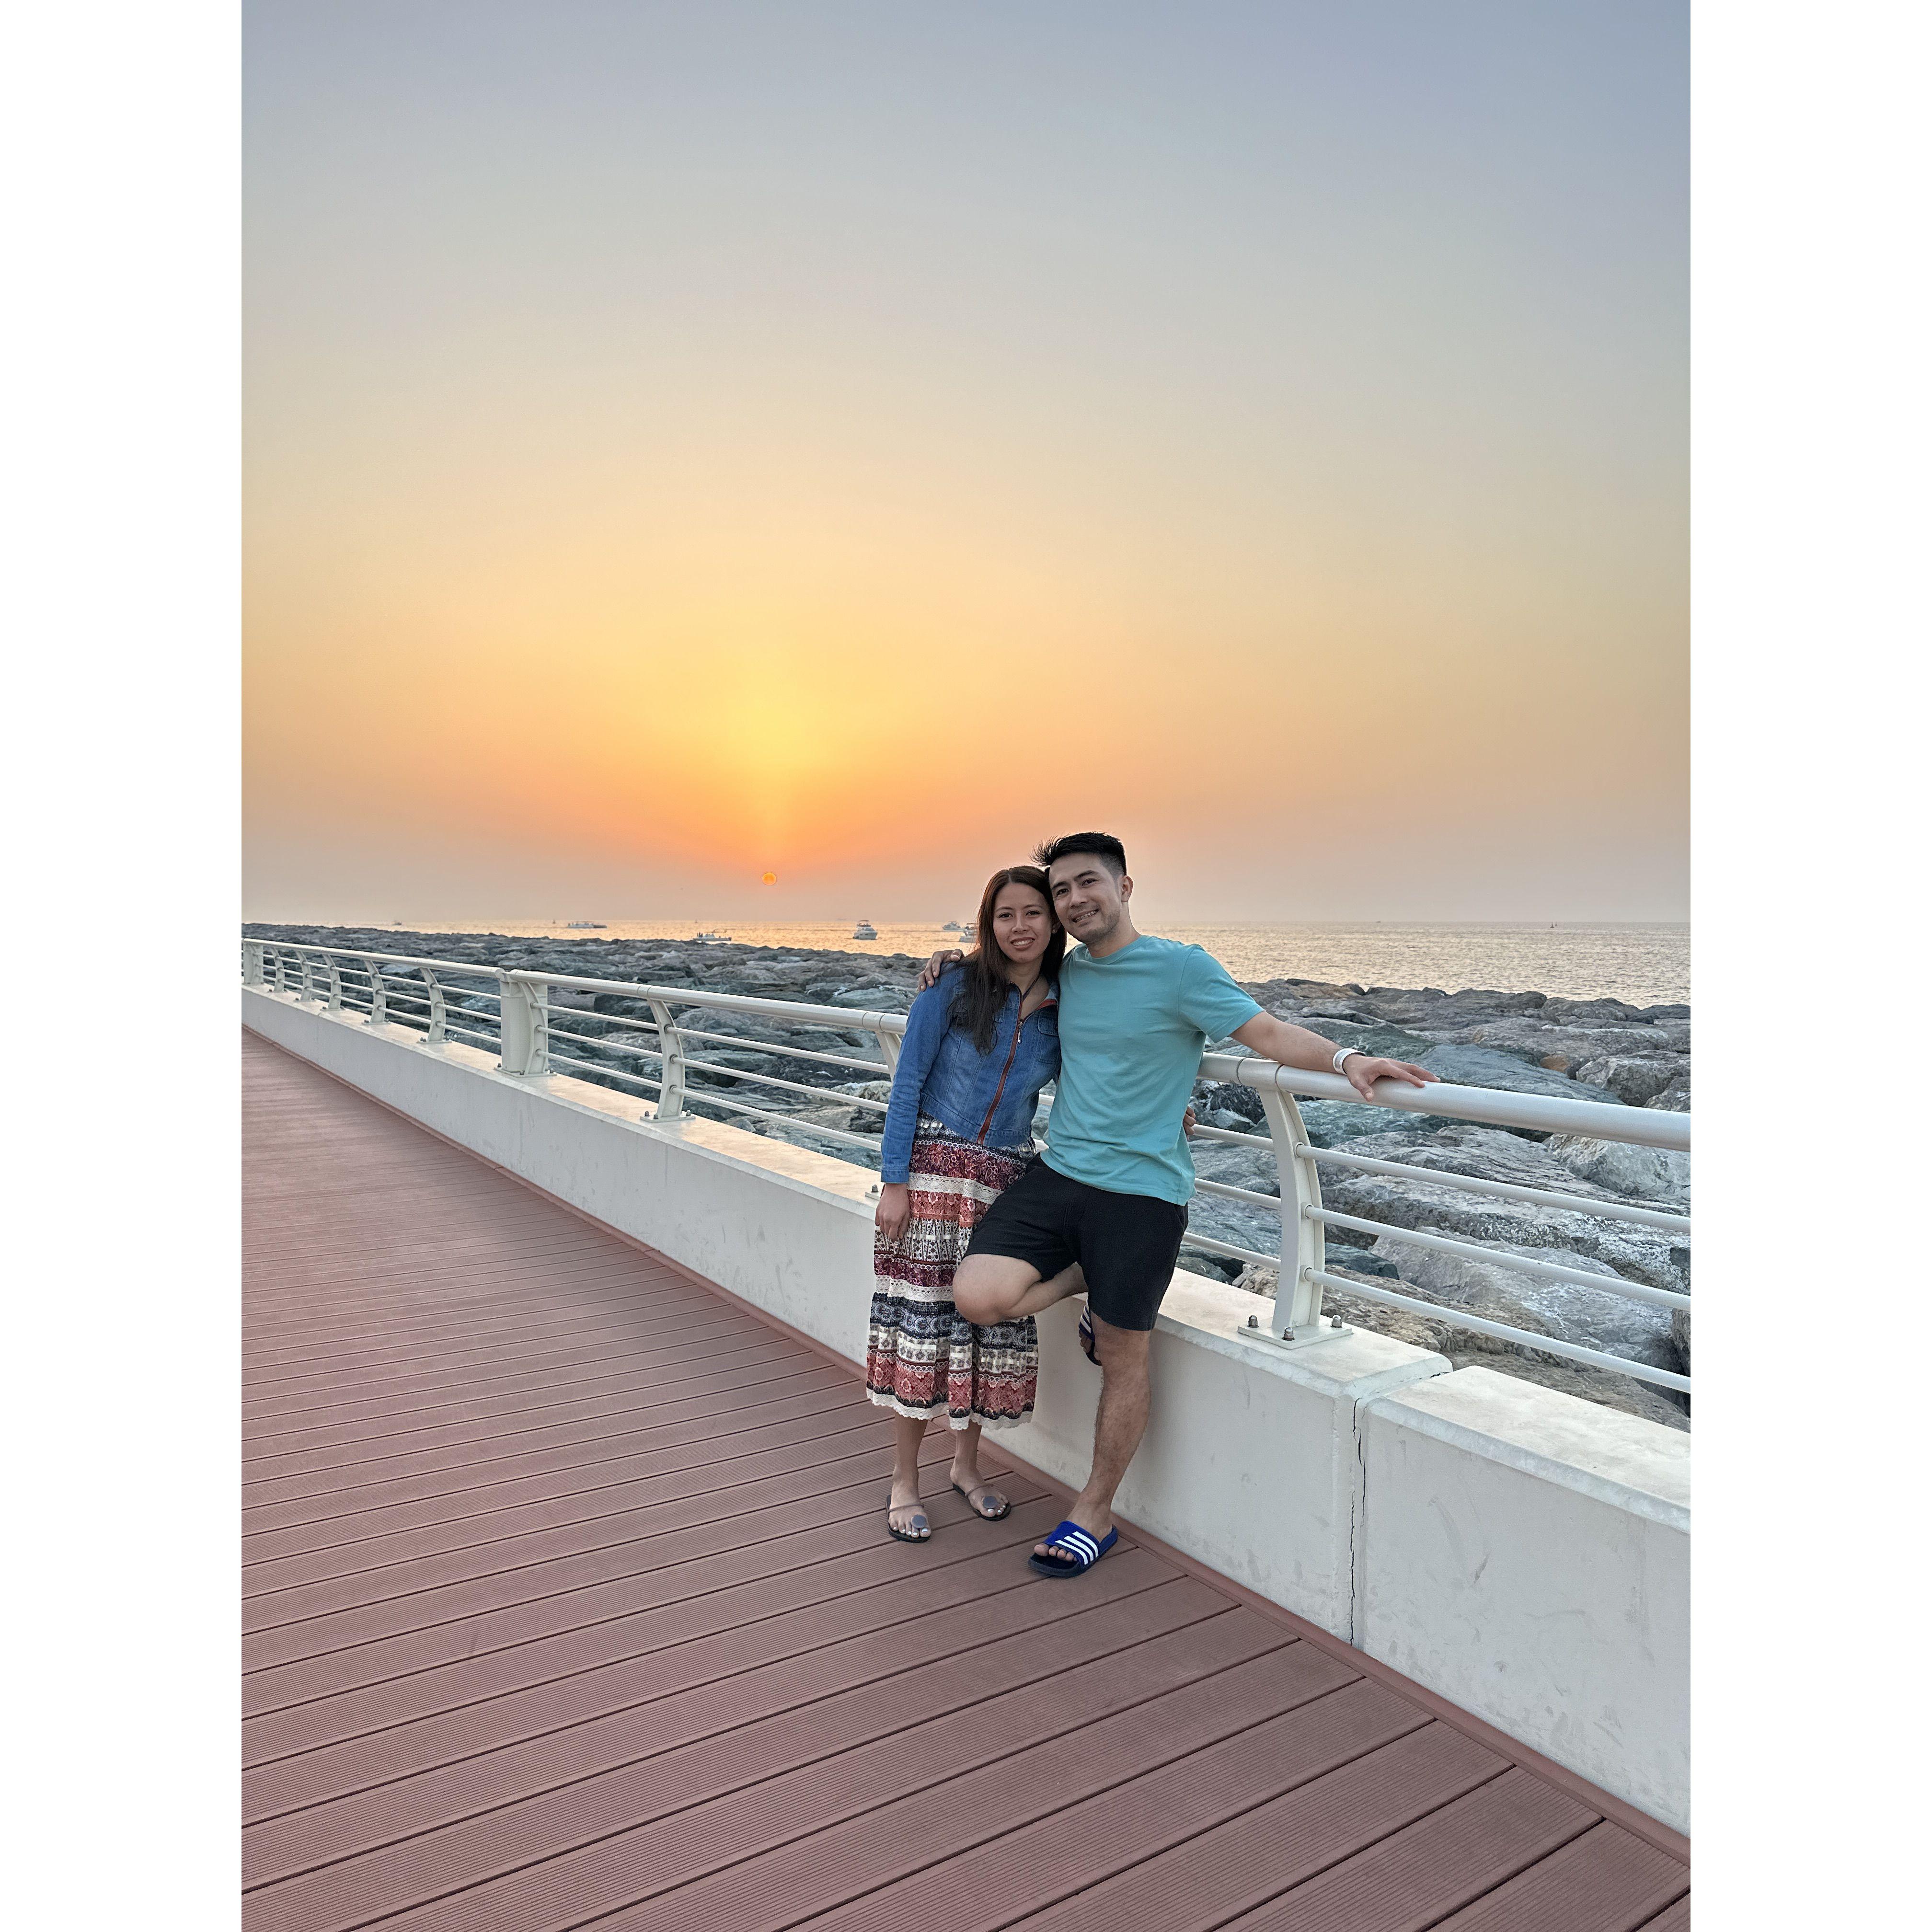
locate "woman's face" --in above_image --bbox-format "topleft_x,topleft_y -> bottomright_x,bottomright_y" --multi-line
989,882 -> 1053,968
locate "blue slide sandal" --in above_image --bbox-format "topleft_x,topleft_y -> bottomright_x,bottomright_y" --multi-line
1077,1305 -> 1099,1367
1029,1518 -> 1118,1577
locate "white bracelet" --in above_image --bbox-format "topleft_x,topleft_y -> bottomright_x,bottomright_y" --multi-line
1332,1045 -> 1365,1075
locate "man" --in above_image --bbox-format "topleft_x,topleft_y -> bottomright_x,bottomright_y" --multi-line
925,832 -> 1435,1578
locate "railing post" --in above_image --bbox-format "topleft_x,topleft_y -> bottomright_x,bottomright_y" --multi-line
1245,1075 -> 1348,1348
323,952 -> 344,1013
242,941 -> 264,989
499,975 -> 550,1076
873,1024 -> 901,1076
271,947 -> 287,996
422,968 -> 446,1045
366,959 -> 387,1028
299,951 -> 316,1004
647,999 -> 684,1119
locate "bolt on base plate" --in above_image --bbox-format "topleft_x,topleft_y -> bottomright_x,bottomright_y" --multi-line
1233,1312 -> 1353,1352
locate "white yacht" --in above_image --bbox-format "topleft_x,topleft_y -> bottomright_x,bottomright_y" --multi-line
852,920 -> 877,941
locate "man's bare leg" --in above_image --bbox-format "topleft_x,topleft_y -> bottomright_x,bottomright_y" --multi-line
951,1252 -> 1043,1328
1002,1262 -> 1085,1321
1033,1312 -> 1151,1558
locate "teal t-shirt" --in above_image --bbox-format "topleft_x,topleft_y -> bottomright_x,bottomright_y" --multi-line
1043,934 -> 1264,1205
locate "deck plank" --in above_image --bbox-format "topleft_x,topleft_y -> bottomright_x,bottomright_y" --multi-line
240,1028 -> 1688,1932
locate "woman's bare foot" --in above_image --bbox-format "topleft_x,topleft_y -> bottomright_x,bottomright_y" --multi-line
949,1455 -> 1009,1519
887,1473 -> 930,1541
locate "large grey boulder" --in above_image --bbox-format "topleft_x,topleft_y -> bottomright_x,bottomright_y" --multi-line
1547,1134 -> 1690,1205
1370,1236 -> 1678,1370
1410,1043 -> 1622,1107
1312,1127 -> 1688,1297
1572,1055 -> 1684,1106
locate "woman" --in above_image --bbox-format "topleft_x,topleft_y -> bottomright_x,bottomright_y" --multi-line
867,866 -> 1064,1541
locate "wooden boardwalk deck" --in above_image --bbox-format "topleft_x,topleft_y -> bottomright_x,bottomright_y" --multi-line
242,1031 -> 1690,1932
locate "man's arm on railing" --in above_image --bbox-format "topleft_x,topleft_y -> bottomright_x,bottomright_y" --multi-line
1229,1013 -> 1437,1102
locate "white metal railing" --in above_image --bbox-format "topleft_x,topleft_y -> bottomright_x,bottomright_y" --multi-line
243,938 -> 1691,1398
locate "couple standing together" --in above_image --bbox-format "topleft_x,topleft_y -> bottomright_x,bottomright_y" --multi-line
864,831 -> 1434,1576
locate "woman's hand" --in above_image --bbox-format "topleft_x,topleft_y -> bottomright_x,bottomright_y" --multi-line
1182,1105 -> 1198,1136
875,1182 -> 912,1242
915,948 -> 965,992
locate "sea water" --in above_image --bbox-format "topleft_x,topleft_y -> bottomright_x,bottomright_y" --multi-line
386,919 -> 1689,1007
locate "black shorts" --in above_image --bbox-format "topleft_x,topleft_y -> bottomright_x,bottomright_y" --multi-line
965,1159 -> 1189,1333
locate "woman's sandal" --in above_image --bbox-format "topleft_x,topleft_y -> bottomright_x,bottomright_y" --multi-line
1028,1518 -> 1118,1577
886,1498 -> 931,1543
952,1479 -> 1011,1521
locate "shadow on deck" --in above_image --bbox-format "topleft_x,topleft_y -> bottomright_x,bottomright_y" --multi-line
242,1031 -> 1689,1932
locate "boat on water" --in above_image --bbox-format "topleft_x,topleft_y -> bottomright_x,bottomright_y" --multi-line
852,920 -> 878,941
565,920 -> 607,930
692,930 -> 733,943
941,920 -> 966,933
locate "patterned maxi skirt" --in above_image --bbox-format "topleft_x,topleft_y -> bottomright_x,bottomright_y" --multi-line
865,1120 -> 1038,1430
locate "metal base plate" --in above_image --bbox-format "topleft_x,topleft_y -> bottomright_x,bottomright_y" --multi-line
1231,1314 -> 1353,1353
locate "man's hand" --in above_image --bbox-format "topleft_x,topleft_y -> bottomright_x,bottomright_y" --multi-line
915,948 -> 964,993
875,1182 -> 912,1242
1343,1056 -> 1436,1101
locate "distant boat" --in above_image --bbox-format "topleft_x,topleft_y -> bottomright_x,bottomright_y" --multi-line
941,920 -> 966,934
692,930 -> 732,943
565,921 -> 607,930
852,920 -> 878,941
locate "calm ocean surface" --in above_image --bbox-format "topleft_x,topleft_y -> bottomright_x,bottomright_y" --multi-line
394,920 -> 1689,1007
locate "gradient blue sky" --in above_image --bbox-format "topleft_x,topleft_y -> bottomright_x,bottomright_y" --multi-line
245,1 -> 1687,924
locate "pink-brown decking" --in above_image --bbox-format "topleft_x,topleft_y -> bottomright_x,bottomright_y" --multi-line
243,1031 -> 1689,1932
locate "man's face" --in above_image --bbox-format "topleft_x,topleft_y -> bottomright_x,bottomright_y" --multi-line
1048,854 -> 1129,946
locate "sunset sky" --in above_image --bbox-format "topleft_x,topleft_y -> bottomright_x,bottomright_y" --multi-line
244,1 -> 1687,926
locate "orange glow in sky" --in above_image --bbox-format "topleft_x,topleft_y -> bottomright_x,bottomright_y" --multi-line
244,4 -> 1686,925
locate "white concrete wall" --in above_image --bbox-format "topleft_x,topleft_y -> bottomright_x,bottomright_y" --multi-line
243,987 -> 1690,1830
1357,1368 -> 1690,1830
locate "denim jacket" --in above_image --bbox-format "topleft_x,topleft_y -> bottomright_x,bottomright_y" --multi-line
878,968 -> 1060,1184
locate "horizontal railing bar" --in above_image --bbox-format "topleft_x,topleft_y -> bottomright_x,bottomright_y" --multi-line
444,1023 -> 497,1047
1199,1050 -> 1690,1152
671,1026 -> 889,1075
679,1090 -> 883,1151
1187,1121 -> 1267,1146
546,1027 -> 665,1061
547,1051 -> 663,1092
1194,1177 -> 1282,1209
1309,1209 -> 1690,1310
1307,1268 -> 1690,1394
257,941 -> 506,979
680,1056 -> 891,1112
1180,1231 -> 1282,1271
544,1006 -> 659,1035
503,969 -> 908,1038
1300,1144 -> 1690,1235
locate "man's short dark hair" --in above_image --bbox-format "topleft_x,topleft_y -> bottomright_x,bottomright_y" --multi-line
1035,831 -> 1127,879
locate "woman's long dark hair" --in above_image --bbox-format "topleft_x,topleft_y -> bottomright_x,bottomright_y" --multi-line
949,865 -> 1065,1053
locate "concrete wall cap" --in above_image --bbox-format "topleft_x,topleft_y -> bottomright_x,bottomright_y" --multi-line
1364,1364 -> 1690,1529
1156,1269 -> 1451,1398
